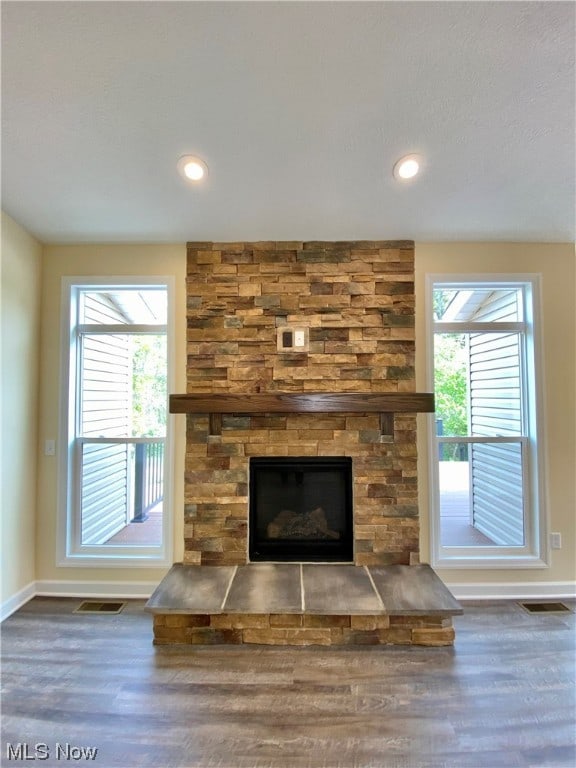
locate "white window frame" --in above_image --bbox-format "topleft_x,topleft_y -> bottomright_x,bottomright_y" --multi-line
57,276 -> 175,567
426,273 -> 549,569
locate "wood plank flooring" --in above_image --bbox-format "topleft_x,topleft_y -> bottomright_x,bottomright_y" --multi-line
1,597 -> 574,768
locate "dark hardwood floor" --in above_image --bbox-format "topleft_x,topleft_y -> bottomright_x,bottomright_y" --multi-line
1,597 -> 574,768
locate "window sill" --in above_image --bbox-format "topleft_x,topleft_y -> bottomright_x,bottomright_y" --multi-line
58,552 -> 172,568
432,554 -> 549,569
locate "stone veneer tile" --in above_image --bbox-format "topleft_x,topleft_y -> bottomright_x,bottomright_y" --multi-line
369,564 -> 463,615
224,564 -> 302,613
302,565 -> 381,614
184,241 -> 419,566
151,615 -> 456,647
146,563 -> 234,613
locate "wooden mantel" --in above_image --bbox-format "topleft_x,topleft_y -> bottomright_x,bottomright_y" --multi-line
170,392 -> 434,437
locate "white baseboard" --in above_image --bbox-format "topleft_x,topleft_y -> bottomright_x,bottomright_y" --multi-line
2,580 -> 159,620
0,582 -> 36,622
35,580 -> 158,599
446,581 -> 576,600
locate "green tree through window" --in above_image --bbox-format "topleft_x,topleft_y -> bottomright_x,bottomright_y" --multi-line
434,333 -> 467,459
131,335 -> 167,438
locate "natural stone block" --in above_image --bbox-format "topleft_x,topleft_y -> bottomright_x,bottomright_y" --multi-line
387,366 -> 415,380
152,625 -> 186,641
303,615 -> 350,628
164,615 -> 193,628
389,616 -> 444,628
354,525 -> 378,540
251,241 -> 280,251
200,552 -> 246,565
270,614 -> 303,628
241,628 -> 332,645
297,251 -> 350,264
185,628 -> 243,644
412,627 -> 456,646
376,281 -> 415,295
355,552 -> 410,566
377,628 -> 412,645
164,613 -> 210,627
310,282 -> 334,295
210,613 -> 270,629
340,630 -> 382,645
240,629 -> 282,644
254,295 -> 281,308
238,283 -> 262,297
350,615 -> 390,630
367,484 -> 397,498
373,538 -> 406,553
182,551 -> 202,565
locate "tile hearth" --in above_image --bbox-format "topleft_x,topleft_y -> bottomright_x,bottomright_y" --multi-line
146,563 -> 462,647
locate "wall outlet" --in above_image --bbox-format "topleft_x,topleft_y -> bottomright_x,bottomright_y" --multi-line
277,327 -> 309,351
44,439 -> 56,456
550,532 -> 562,550
294,329 -> 306,347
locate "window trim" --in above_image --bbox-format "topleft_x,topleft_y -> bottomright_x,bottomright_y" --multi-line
425,273 -> 549,569
57,276 -> 175,567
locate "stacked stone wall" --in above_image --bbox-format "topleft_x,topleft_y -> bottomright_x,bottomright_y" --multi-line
152,613 -> 455,646
184,241 -> 418,566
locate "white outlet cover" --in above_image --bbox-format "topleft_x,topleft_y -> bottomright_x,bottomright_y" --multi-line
550,532 -> 562,549
294,330 -> 306,347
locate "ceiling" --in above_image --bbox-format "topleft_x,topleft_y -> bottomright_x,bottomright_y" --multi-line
2,1 -> 574,244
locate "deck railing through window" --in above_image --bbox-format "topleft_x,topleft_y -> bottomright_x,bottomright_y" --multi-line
133,441 -> 165,522
79,437 -> 165,544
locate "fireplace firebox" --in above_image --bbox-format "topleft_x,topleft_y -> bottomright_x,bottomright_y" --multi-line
249,457 -> 353,562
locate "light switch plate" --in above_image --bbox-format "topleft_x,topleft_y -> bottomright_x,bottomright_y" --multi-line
44,439 -> 56,456
550,532 -> 562,549
277,326 -> 309,351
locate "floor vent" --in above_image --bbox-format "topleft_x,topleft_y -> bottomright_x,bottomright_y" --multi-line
74,601 -> 125,614
520,602 -> 571,614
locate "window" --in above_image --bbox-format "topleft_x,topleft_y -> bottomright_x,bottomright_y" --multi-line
58,278 -> 173,565
427,276 -> 547,567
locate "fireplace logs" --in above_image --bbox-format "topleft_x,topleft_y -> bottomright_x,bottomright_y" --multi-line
267,507 -> 341,540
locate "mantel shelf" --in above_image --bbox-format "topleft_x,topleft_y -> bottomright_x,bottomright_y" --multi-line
170,392 -> 435,437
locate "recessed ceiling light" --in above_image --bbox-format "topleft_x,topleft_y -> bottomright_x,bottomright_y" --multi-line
393,154 -> 422,181
177,155 -> 208,182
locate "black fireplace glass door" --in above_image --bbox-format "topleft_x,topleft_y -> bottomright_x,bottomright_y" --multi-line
249,457 -> 353,562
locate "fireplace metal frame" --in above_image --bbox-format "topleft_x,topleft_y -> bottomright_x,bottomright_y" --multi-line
248,456 -> 354,563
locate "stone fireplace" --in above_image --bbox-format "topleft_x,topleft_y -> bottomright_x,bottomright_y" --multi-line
181,239 -> 424,567
145,240 -> 462,646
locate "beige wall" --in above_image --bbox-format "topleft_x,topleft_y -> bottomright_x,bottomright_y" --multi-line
1,212 -> 42,609
415,243 -> 576,587
36,244 -> 186,587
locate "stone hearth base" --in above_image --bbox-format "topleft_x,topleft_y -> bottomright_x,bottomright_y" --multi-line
146,563 -> 462,647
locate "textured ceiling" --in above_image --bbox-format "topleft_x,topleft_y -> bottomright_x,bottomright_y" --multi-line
2,1 -> 574,244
